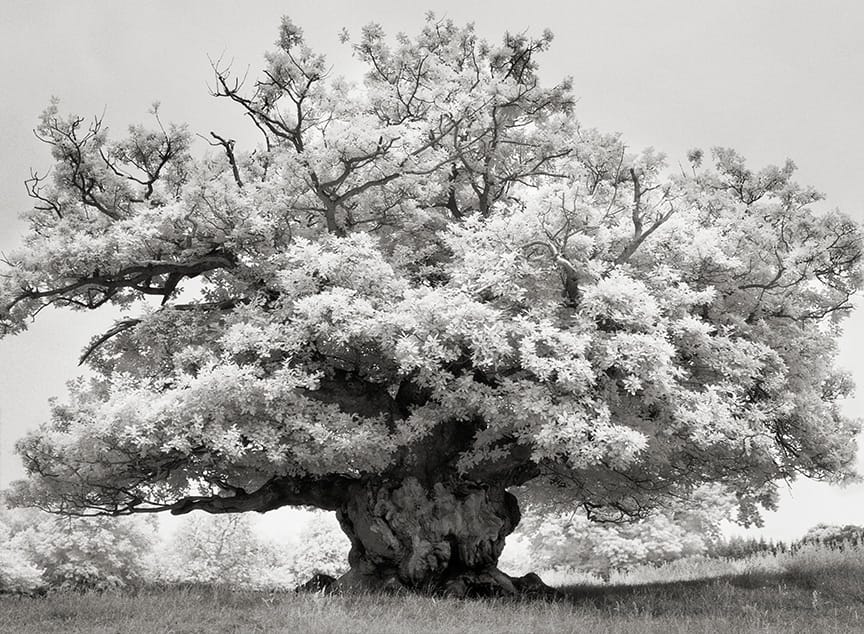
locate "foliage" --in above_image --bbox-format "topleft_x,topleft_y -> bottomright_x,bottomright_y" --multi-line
0,503 -> 156,592
283,511 -> 350,583
10,514 -> 156,591
146,511 -> 350,590
798,523 -> 864,549
149,513 -> 279,588
708,524 -> 864,562
706,535 -> 786,560
0,548 -> 44,596
0,512 -> 44,594
1,14 -> 861,576
507,484 -> 736,577
1,502 -> 350,593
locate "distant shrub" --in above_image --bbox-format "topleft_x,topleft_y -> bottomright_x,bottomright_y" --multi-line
285,511 -> 349,584
149,513 -> 276,588
147,511 -> 350,590
10,514 -> 157,591
0,500 -> 157,592
0,549 -> 44,594
0,517 -> 44,594
798,524 -> 864,550
513,484 -> 736,578
707,535 -> 787,560
544,538 -> 864,592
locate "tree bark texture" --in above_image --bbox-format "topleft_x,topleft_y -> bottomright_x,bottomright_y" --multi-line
328,477 -> 552,597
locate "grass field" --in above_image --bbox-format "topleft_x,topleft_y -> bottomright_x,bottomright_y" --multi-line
2,545 -> 863,633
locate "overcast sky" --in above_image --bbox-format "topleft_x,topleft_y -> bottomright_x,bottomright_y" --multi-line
1,0 -> 862,541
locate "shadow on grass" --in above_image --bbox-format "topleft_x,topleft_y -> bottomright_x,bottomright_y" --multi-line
547,566 -> 864,616
560,570 -> 777,599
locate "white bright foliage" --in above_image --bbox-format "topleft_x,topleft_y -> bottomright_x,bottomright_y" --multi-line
150,513 -> 281,588
281,511 -> 350,584
1,15 -> 861,535
146,511 -> 348,590
0,503 -> 348,592
0,517 -> 44,594
0,505 -> 155,592
504,485 -> 738,578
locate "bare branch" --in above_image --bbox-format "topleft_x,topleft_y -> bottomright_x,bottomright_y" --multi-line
206,131 -> 244,188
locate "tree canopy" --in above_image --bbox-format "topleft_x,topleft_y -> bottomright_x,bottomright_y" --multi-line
2,15 -> 861,595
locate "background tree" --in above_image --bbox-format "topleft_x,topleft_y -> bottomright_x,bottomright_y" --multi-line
0,503 -> 45,594
799,523 -> 864,550
2,15 -> 861,596
507,484 -> 736,579
284,511 -> 350,585
151,513 -> 275,588
1,503 -> 156,591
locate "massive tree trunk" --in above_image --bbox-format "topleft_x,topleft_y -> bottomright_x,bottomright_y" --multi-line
329,477 -> 550,597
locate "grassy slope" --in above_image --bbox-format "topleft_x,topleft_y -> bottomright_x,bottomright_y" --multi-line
2,547 -> 863,634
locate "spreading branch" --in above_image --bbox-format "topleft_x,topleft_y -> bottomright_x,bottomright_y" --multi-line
6,252 -> 236,316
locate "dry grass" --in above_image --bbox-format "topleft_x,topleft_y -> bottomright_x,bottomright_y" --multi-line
2,545 -> 863,633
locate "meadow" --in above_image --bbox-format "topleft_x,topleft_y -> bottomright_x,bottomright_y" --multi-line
2,544 -> 862,634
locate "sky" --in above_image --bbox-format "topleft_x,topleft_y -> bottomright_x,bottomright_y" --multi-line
0,0 -> 863,542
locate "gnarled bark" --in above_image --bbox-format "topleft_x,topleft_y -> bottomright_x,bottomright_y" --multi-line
321,477 -> 553,598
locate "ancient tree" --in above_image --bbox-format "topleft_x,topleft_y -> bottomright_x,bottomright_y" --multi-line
2,16 -> 862,596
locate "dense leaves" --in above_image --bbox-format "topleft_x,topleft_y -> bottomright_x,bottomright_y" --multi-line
0,502 -> 344,592
0,503 -> 155,592
0,513 -> 44,594
507,485 -> 736,578
2,15 -> 861,536
283,511 -> 350,584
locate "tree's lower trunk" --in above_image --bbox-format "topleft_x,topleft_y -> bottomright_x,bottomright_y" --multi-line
325,477 -> 552,598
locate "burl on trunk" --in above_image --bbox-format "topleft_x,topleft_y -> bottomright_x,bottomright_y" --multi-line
330,477 -> 550,597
